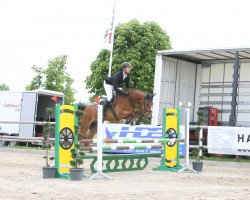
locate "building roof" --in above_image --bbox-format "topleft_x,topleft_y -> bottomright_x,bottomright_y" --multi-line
0,89 -> 64,97
157,47 -> 250,63
32,89 -> 64,96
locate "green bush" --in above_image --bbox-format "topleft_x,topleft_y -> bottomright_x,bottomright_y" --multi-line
42,107 -> 55,167
69,110 -> 85,169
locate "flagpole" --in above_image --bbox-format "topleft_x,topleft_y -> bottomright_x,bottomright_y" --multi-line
108,44 -> 114,77
108,0 -> 116,77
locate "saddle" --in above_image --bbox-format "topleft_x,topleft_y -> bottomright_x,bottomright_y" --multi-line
99,95 -> 115,108
99,95 -> 119,120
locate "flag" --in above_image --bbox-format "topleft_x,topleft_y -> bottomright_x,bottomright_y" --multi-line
103,0 -> 116,51
51,96 -> 58,103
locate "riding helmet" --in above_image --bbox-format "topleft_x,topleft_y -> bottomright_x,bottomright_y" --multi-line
122,62 -> 132,68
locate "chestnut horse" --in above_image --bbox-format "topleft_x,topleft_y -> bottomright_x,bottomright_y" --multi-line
80,88 -> 154,140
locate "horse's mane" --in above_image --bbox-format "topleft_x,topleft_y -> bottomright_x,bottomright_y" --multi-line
125,88 -> 154,102
124,88 -> 146,94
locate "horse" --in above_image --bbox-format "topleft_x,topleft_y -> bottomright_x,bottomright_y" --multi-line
80,88 -> 155,140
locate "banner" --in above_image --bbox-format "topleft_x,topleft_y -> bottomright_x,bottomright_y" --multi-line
102,123 -> 185,155
208,126 -> 250,156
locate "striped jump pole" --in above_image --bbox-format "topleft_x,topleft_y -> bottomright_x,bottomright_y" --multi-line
81,144 -> 163,151
81,138 -> 185,144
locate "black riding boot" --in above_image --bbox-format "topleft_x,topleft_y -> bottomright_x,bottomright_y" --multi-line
102,100 -> 110,121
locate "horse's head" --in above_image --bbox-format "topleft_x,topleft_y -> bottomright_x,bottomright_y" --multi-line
126,89 -> 155,120
142,93 -> 155,120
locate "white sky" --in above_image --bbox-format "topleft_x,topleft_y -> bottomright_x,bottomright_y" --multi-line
1,0 -> 250,103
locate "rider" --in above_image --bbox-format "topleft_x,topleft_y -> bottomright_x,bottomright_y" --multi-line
102,61 -> 132,114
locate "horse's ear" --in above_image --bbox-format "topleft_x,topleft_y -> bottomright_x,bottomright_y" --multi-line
150,93 -> 156,101
145,93 -> 154,101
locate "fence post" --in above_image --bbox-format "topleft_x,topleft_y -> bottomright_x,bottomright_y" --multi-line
199,128 -> 203,156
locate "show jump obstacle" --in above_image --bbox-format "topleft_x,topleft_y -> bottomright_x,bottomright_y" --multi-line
54,102 -> 196,179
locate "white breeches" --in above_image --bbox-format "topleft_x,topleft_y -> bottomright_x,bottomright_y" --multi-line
103,81 -> 113,101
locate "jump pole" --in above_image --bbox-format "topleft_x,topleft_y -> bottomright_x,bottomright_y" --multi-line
89,105 -> 112,180
177,102 -> 197,173
81,138 -> 185,144
81,144 -> 163,151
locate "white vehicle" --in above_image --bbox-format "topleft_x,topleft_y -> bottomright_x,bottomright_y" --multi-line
152,47 -> 250,127
0,89 -> 64,146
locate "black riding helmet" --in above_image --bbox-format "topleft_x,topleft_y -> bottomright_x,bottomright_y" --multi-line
121,62 -> 132,69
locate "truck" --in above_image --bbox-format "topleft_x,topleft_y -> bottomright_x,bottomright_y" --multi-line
152,47 -> 250,127
0,89 -> 64,146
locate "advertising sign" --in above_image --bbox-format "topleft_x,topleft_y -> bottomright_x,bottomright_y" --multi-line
208,126 -> 250,156
0,92 -> 22,134
102,124 -> 185,155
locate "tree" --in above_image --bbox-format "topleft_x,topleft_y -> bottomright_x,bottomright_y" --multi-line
85,19 -> 171,99
25,65 -> 43,90
0,84 -> 10,91
26,55 -> 76,104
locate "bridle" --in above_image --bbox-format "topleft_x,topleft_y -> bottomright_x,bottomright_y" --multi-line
143,99 -> 153,115
134,94 -> 153,118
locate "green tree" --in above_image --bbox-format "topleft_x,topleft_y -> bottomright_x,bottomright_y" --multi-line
26,55 -> 76,104
25,65 -> 43,90
0,83 -> 10,91
85,19 -> 171,99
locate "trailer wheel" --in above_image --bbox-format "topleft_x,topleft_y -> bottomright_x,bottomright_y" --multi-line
0,140 -> 8,147
9,141 -> 18,147
0,133 -> 9,147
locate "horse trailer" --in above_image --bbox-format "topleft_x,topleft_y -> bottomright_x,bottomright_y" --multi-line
0,89 -> 64,146
152,47 -> 250,127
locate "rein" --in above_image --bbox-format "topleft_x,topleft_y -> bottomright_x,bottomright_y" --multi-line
134,97 -> 153,118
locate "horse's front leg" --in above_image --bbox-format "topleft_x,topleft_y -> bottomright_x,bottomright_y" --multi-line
125,117 -> 133,124
135,118 -> 142,125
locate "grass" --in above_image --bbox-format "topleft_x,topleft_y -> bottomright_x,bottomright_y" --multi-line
188,155 -> 250,163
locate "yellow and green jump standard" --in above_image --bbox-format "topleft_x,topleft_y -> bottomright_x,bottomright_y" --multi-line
153,108 -> 183,172
55,104 -> 83,179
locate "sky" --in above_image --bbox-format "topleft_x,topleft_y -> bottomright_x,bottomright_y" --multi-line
1,0 -> 250,103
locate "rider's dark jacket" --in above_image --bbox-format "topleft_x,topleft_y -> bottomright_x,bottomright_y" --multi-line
105,71 -> 130,95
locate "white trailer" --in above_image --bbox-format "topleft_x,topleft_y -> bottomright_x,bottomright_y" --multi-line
0,89 -> 64,146
152,47 -> 250,127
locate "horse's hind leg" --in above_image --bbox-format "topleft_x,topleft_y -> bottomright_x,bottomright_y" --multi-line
81,121 -> 97,148
88,121 -> 97,140
80,110 -> 94,138
84,121 -> 97,153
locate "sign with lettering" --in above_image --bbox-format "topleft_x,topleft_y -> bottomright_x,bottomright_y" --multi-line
102,124 -> 185,155
0,92 -> 22,134
208,126 -> 250,156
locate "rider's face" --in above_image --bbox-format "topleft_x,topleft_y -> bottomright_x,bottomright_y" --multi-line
124,66 -> 132,74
